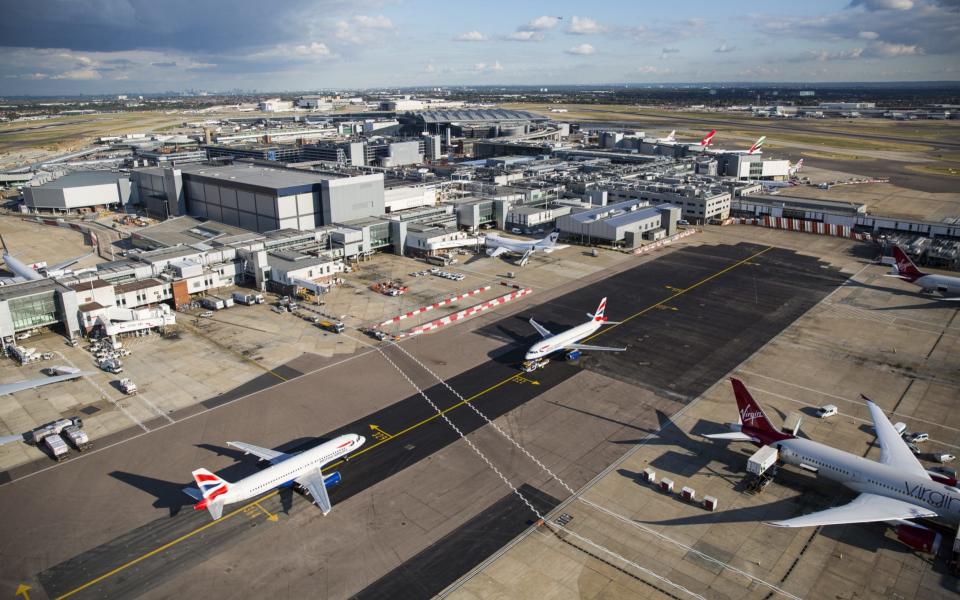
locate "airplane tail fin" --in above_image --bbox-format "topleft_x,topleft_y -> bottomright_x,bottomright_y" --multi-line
748,136 -> 766,154
699,130 -> 716,147
666,129 -> 676,141
191,468 -> 230,519
730,378 -> 778,435
795,158 -> 803,172
593,297 -> 608,322
892,247 -> 924,281
544,228 -> 560,247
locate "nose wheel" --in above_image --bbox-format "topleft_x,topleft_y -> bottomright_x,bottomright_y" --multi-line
521,358 -> 549,373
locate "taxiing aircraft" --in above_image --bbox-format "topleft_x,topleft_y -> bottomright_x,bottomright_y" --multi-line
0,235 -> 92,285
705,379 -> 959,553
888,246 -> 960,300
185,433 -> 365,520
484,228 -> 566,263
524,297 -> 626,363
696,130 -> 717,148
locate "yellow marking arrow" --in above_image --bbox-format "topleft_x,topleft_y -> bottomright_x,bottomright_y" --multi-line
512,375 -> 541,386
664,285 -> 685,293
369,424 -> 392,440
253,501 -> 279,522
15,584 -> 31,600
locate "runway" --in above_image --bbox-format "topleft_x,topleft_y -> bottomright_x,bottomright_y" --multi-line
1,242 -> 850,599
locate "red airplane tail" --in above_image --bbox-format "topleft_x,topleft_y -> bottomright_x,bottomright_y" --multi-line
892,247 -> 924,282
699,130 -> 716,147
731,378 -> 781,437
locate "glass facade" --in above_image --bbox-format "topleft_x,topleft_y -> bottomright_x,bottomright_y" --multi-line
369,222 -> 391,249
9,292 -> 59,331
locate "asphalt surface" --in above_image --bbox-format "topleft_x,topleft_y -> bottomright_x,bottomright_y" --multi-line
4,242 -> 850,600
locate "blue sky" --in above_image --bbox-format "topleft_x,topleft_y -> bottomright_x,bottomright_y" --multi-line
1,0 -> 958,94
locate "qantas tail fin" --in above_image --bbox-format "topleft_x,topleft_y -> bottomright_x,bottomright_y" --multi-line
191,468 -> 230,519
699,130 -> 716,147
747,136 -> 766,155
892,247 -> 924,281
730,378 -> 778,435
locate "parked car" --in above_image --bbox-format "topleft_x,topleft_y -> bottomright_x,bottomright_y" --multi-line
816,405 -> 838,418
199,311 -> 214,318
935,454 -> 956,464
905,432 -> 929,443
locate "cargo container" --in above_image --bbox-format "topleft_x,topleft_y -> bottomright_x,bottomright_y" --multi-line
27,417 -> 81,444
63,426 -> 91,451
660,478 -> 674,493
199,297 -> 225,311
748,445 -> 778,475
44,434 -> 69,460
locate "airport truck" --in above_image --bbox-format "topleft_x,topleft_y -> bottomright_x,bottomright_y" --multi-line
746,445 -> 779,493
232,291 -> 265,306
27,417 -> 83,445
199,296 -> 226,311
318,320 -> 345,334
118,378 -> 138,395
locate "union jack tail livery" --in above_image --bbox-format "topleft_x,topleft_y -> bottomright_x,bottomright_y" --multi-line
892,247 -> 924,282
699,130 -> 716,147
192,468 -> 229,517
593,297 -> 607,322
747,136 -> 766,155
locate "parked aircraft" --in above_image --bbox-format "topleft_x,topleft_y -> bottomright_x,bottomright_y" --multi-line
185,433 -> 365,520
523,297 -> 626,368
723,136 -> 766,155
888,246 -> 960,300
788,158 -> 804,176
654,130 -> 676,143
705,378 -> 959,553
484,228 -> 566,263
0,235 -> 92,285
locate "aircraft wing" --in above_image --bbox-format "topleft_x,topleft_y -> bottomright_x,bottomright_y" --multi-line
49,252 -> 94,272
486,246 -> 510,258
529,318 -> 553,338
765,492 -> 936,527
0,373 -> 86,396
565,343 -> 627,352
227,441 -> 291,465
863,396 -> 927,475
296,468 -> 332,515
516,248 -> 534,266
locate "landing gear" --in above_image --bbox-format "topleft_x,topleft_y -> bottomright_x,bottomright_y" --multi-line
522,358 -> 549,373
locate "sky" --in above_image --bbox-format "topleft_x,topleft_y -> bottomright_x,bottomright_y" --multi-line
1,0 -> 959,95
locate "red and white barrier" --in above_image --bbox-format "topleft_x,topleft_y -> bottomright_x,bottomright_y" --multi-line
733,217 -> 873,242
377,285 -> 491,328
399,288 -> 532,337
631,228 -> 699,255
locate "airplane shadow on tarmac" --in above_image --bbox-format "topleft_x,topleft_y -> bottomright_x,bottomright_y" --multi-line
110,437 -> 325,517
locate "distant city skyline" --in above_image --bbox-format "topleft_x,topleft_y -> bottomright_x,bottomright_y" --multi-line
1,0 -> 958,95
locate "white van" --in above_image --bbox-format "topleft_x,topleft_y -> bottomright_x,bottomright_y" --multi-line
817,405 -> 838,418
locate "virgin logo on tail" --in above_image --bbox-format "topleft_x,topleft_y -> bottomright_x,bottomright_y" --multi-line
699,130 -> 716,147
740,407 -> 766,425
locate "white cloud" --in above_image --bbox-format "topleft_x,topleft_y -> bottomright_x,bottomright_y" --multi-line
869,40 -> 923,55
335,14 -> 395,44
714,42 -> 737,53
858,30 -> 880,39
525,16 -> 560,31
738,65 -> 780,77
352,15 -> 393,29
567,16 -> 607,35
453,30 -> 487,42
565,43 -> 596,55
473,61 -> 504,73
849,0 -> 914,10
805,47 -> 865,60
503,31 -> 544,42
424,62 -> 435,73
636,65 -> 670,74
659,47 -> 680,59
249,42 -> 332,60
52,68 -> 102,80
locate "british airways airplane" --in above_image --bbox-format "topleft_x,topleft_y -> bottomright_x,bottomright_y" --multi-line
523,297 -> 626,370
705,379 -> 960,553
185,434 -> 365,520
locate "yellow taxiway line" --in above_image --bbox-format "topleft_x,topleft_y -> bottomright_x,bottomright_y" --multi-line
52,245 -> 772,600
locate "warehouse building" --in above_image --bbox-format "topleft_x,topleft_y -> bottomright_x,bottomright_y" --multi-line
131,164 -> 385,231
557,200 -> 680,245
401,109 -> 549,138
23,171 -> 132,213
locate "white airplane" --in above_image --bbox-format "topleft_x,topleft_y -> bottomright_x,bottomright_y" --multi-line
524,297 -> 626,366
788,158 -> 804,176
185,433 -> 365,520
653,130 -> 676,143
705,379 -> 959,553
0,235 -> 91,285
723,136 -> 766,155
888,246 -> 960,300
484,228 -> 566,263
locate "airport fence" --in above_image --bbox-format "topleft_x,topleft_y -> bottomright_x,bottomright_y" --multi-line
733,216 -> 873,242
376,285 -> 492,328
